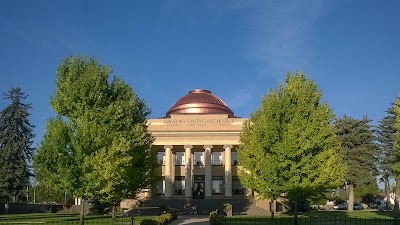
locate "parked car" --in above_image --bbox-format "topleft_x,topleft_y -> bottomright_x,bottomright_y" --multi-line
334,202 -> 364,210
353,203 -> 364,210
334,203 -> 347,210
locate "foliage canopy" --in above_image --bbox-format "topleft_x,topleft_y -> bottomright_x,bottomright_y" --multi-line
333,116 -> 378,186
238,72 -> 346,206
33,56 -> 158,209
0,87 -> 34,202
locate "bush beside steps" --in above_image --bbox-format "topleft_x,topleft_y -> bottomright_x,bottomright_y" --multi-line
141,213 -> 176,225
209,211 -> 221,225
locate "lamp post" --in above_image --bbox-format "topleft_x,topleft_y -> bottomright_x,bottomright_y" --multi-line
26,186 -> 29,203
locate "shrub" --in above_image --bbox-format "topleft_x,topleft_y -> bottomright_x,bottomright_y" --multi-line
158,213 -> 173,225
223,203 -> 232,217
209,211 -> 221,225
159,205 -> 168,215
170,211 -> 177,220
141,219 -> 159,225
223,203 -> 232,210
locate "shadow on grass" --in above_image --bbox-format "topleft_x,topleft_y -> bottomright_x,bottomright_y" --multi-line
0,214 -> 153,224
0,213 -> 79,220
224,211 -> 398,225
282,210 -> 396,219
62,215 -> 133,222
371,210 -> 398,219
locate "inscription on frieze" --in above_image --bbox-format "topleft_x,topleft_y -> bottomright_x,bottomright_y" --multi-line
163,118 -> 234,127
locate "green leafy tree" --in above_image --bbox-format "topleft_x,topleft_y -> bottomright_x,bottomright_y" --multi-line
376,100 -> 397,208
393,97 -> 400,215
238,72 -> 346,223
333,116 -> 378,211
33,56 -> 158,223
0,87 -> 34,204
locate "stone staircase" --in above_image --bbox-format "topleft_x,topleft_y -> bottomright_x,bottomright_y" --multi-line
139,198 -> 270,216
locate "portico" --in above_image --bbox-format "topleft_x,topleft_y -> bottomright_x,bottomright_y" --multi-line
160,144 -> 236,199
147,89 -> 247,200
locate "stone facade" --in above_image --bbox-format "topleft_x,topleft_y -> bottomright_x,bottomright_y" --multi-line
147,113 -> 248,200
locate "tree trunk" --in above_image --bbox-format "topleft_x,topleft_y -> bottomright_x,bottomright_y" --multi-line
4,202 -> 9,214
112,205 -> 116,220
394,179 -> 400,216
79,198 -> 85,225
273,200 -> 276,215
269,199 -> 275,220
385,179 -> 391,208
348,184 -> 354,211
293,199 -> 298,225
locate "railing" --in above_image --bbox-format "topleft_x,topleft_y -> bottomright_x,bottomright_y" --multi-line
210,216 -> 398,225
0,216 -> 135,225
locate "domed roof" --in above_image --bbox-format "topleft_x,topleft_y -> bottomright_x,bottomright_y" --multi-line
166,89 -> 234,117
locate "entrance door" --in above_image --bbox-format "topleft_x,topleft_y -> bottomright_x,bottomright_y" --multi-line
193,182 -> 205,199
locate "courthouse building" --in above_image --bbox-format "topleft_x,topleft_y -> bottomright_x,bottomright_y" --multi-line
147,89 -> 248,199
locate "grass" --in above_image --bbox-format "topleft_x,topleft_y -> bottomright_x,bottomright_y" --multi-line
281,210 -> 395,219
221,210 -> 398,225
0,213 -> 156,225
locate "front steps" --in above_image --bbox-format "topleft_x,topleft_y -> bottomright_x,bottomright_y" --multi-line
138,198 -> 270,216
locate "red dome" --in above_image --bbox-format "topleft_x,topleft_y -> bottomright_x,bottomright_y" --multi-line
166,89 -> 234,117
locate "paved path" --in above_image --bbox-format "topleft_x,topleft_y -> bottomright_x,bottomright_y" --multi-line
169,215 -> 209,225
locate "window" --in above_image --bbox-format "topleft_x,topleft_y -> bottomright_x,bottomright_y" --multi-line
232,176 -> 242,194
157,152 -> 165,166
212,152 -> 223,165
212,176 -> 224,194
194,152 -> 204,166
193,175 -> 205,182
175,152 -> 185,165
174,176 -> 185,195
232,152 -> 238,165
155,177 -> 165,195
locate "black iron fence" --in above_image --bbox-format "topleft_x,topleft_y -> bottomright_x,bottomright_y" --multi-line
211,216 -> 399,225
0,217 -> 135,225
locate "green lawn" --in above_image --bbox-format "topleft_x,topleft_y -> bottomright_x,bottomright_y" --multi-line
222,210 -> 398,225
0,213 -> 156,225
282,210 -> 395,219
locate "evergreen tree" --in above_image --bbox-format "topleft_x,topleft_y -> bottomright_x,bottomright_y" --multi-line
33,56 -> 158,224
0,87 -> 34,202
355,176 -> 379,206
393,97 -> 400,215
238,72 -> 346,224
333,116 -> 378,211
376,100 -> 397,208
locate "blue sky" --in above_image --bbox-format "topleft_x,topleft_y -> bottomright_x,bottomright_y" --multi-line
1,1 -> 399,153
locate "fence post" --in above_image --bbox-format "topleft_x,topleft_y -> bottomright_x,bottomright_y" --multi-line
131,217 -> 135,225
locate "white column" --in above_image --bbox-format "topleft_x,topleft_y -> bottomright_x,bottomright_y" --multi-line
224,145 -> 232,198
184,145 -> 193,198
164,145 -> 173,198
171,150 -> 175,196
204,145 -> 213,198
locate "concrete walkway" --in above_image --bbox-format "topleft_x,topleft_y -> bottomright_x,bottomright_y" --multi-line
169,215 -> 210,225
